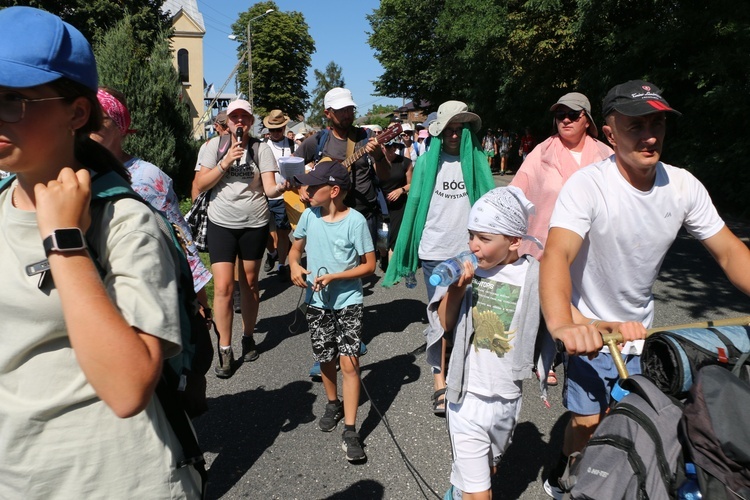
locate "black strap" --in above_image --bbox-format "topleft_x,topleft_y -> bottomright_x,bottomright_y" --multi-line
155,373 -> 208,498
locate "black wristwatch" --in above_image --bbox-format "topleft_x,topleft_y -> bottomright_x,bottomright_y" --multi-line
42,228 -> 86,256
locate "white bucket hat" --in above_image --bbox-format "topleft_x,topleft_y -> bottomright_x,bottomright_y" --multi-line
428,100 -> 482,137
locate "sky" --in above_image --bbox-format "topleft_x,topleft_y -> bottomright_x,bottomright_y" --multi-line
195,0 -> 404,115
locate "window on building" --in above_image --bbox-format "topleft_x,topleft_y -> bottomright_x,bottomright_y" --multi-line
178,49 -> 189,83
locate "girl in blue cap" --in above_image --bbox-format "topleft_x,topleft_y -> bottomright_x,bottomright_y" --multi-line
0,7 -> 201,497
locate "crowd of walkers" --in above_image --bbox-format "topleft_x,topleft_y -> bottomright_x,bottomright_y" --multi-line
3,6 -> 750,500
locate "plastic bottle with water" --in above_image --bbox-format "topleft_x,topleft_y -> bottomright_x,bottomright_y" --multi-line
428,251 -> 478,287
677,463 -> 702,499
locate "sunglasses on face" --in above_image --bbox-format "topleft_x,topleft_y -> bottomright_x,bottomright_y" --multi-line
0,92 -> 66,123
554,110 -> 584,122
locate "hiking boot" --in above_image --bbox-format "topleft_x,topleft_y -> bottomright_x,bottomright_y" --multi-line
318,400 -> 344,432
263,252 -> 277,273
241,335 -> 259,362
543,479 -> 564,500
341,429 -> 366,462
214,346 -> 235,378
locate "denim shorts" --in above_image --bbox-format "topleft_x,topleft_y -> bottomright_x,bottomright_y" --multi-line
267,199 -> 291,230
563,351 -> 641,415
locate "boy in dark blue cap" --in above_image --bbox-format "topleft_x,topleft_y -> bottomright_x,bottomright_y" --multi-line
288,161 -> 376,462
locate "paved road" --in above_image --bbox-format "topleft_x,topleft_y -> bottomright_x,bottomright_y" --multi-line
192,172 -> 749,499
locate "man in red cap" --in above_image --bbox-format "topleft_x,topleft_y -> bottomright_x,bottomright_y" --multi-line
540,80 -> 750,498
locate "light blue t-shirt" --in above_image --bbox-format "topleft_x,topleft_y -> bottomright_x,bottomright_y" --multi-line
293,206 -> 374,309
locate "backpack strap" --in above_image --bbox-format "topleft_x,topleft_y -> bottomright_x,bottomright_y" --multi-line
214,134 -> 232,164
0,174 -> 14,193
313,129 -> 330,164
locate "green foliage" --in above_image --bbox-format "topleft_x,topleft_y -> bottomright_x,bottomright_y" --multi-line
307,62 -> 345,127
95,16 -> 197,198
369,0 -> 750,215
231,1 -> 315,119
4,0 -> 171,59
361,104 -> 396,129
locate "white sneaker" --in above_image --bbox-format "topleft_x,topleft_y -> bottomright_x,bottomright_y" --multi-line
543,479 -> 564,500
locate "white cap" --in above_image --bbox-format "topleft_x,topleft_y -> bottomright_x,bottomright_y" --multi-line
324,87 -> 357,110
227,99 -> 253,116
294,132 -> 305,141
401,122 -> 414,132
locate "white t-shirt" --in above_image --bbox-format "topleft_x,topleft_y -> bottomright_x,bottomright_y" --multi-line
418,153 -> 472,260
466,258 -> 530,399
198,136 -> 277,229
0,185 -> 200,498
550,157 -> 724,353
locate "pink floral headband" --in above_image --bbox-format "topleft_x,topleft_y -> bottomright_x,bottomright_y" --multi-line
96,89 -> 137,135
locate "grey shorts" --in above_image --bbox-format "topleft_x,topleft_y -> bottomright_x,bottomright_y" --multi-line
306,304 -> 363,363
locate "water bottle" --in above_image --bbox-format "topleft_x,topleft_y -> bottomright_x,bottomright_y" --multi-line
405,272 -> 417,289
677,463 -> 702,499
428,251 -> 478,287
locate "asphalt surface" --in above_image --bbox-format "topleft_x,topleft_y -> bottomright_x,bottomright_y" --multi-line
192,172 -> 750,499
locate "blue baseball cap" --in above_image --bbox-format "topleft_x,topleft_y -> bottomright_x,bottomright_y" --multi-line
0,7 -> 98,91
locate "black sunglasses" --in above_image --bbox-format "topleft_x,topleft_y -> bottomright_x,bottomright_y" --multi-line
554,110 -> 584,122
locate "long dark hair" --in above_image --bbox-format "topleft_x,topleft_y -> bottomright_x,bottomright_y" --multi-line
47,78 -> 130,182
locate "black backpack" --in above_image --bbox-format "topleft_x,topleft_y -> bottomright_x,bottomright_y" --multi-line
561,375 -> 685,499
680,364 -> 750,499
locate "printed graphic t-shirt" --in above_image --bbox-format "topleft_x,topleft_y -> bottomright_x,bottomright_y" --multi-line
467,258 -> 531,399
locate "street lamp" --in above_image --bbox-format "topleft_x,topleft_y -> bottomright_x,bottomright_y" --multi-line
228,8 -> 274,109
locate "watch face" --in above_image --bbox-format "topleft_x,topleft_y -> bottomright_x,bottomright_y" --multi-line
55,228 -> 85,249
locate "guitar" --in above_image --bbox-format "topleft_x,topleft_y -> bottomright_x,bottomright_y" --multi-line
284,123 -> 403,228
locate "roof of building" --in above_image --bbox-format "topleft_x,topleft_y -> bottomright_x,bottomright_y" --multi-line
161,0 -> 205,31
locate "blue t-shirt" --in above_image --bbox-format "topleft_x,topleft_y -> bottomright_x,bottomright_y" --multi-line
293,206 -> 374,309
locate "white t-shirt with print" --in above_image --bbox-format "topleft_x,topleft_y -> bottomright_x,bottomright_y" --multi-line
418,153 -> 471,260
466,258 -> 531,399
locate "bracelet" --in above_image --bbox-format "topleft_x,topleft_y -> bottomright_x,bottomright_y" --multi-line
218,162 -> 227,174
589,319 -> 600,326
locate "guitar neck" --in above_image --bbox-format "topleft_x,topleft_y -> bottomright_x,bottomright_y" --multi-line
341,124 -> 403,168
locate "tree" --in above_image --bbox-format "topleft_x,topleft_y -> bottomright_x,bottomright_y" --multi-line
95,16 -> 197,198
307,62 -> 345,127
361,104 -> 396,129
231,1 -> 315,118
368,0 -> 750,215
5,0 -> 171,58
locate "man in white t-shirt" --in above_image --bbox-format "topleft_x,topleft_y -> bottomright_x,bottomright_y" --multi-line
540,80 -> 750,499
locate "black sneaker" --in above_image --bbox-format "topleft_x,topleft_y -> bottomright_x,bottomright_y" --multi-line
341,429 -> 366,462
263,252 -> 277,273
241,335 -> 259,362
318,400 -> 344,432
214,346 -> 235,378
278,264 -> 290,282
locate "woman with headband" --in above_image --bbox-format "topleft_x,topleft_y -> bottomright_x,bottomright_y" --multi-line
0,7 -> 200,497
91,86 -> 212,309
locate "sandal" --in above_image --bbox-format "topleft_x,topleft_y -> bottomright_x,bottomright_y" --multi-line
432,388 -> 446,416
546,370 -> 558,386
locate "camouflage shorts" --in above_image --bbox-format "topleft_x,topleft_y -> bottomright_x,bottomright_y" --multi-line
306,303 -> 363,363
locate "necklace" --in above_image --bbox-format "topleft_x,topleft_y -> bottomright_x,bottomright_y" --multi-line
11,186 -> 17,208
